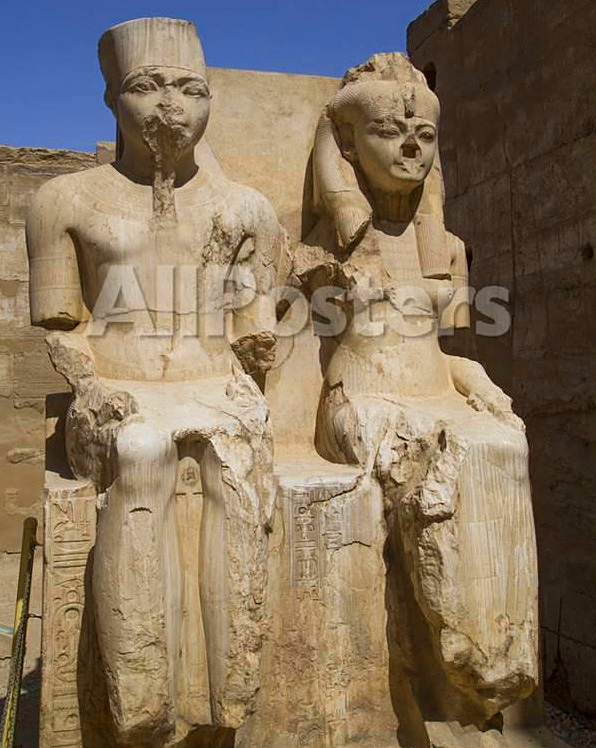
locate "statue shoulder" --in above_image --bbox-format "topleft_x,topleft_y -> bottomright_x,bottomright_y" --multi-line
28,164 -> 113,224
29,170 -> 78,213
223,180 -> 282,234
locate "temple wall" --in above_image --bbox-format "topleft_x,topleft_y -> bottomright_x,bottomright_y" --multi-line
0,67 -> 337,741
408,0 -> 596,716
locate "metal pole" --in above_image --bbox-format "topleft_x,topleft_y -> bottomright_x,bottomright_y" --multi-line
0,517 -> 38,748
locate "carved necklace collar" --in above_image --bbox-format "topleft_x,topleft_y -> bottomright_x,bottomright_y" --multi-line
368,184 -> 423,223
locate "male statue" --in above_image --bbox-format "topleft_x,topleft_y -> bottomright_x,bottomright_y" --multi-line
27,17 -> 285,748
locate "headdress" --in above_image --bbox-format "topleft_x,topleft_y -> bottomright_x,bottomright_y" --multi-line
99,17 -> 207,92
313,53 -> 443,252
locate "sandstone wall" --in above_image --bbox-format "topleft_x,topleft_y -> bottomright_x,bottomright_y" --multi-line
0,67 -> 337,743
0,145 -> 92,746
408,0 -> 596,716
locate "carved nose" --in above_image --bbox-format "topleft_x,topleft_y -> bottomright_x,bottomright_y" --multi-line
401,135 -> 420,159
158,87 -> 179,107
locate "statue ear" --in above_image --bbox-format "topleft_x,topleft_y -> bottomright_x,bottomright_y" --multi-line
337,123 -> 357,164
103,88 -> 116,114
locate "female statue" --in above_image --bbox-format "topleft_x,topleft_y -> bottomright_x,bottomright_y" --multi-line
289,53 -> 539,738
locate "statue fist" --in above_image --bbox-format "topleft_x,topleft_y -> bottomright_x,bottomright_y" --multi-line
231,331 -> 277,376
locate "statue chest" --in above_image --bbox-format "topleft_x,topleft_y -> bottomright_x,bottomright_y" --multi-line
71,202 -> 249,310
337,223 -> 453,320
344,222 -> 424,295
76,210 -> 243,268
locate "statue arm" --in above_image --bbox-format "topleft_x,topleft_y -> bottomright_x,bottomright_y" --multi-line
26,179 -> 84,330
230,197 -> 287,378
439,232 -> 470,330
447,355 -> 525,432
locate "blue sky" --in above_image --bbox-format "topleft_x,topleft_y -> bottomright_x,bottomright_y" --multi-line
0,0 -> 430,152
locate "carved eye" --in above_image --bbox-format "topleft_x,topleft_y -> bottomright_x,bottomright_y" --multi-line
182,82 -> 208,98
127,78 -> 158,94
418,129 -> 436,143
369,123 -> 401,138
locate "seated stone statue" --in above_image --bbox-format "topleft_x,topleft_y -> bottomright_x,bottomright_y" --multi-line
288,53 -> 539,743
27,18 -> 285,748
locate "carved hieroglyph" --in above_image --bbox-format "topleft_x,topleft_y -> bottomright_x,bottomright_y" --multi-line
41,478 -> 97,748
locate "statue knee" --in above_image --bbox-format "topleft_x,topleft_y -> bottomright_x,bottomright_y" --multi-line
115,421 -> 176,494
117,421 -> 170,464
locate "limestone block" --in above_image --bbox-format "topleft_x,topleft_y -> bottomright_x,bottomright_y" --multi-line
448,174 -> 512,259
514,356 -> 596,416
0,349 -> 13,397
238,461 -> 399,747
512,291 -> 549,361
95,141 -> 115,165
0,165 -> 9,206
207,67 -> 337,242
0,224 -> 28,282
408,0 -> 480,54
0,286 -> 17,330
511,136 -> 596,234
454,98 -> 509,197
13,346 -> 69,409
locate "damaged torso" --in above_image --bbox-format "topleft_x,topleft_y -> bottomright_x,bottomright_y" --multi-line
38,163 -> 280,381
296,217 -> 455,399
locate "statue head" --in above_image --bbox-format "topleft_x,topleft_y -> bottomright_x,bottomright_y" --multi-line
313,53 -> 444,251
98,18 -> 211,164
332,53 -> 440,195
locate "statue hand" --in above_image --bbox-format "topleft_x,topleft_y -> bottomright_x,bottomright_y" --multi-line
231,331 -> 277,376
46,330 -> 96,387
46,330 -> 138,424
448,355 -> 525,433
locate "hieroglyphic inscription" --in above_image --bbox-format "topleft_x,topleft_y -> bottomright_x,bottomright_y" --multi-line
41,478 -> 97,748
174,453 -> 211,724
287,485 -> 346,593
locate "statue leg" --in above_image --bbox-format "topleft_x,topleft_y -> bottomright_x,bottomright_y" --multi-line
197,435 -> 272,729
92,420 -> 179,748
388,414 -> 538,723
320,392 -> 538,725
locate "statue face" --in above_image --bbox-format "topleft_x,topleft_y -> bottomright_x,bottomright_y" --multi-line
346,87 -> 438,195
114,66 -> 211,159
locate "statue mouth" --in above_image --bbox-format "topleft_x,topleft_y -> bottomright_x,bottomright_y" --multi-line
391,161 -> 425,178
141,113 -> 193,163
139,112 -> 194,224
160,112 -> 188,129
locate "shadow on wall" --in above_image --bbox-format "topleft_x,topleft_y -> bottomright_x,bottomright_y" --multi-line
0,658 -> 41,748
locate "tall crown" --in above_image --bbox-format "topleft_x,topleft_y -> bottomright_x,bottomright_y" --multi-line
98,17 -> 207,92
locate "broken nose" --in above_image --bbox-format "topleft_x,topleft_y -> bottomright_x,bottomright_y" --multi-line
402,139 -> 420,159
